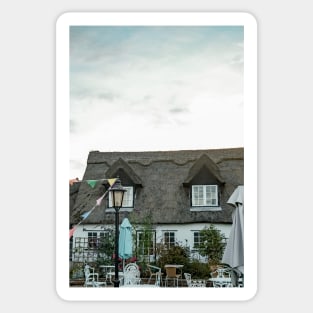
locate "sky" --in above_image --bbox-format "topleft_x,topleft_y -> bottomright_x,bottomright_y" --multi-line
70,26 -> 244,179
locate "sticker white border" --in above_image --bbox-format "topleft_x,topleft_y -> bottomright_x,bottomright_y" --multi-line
56,11 -> 257,301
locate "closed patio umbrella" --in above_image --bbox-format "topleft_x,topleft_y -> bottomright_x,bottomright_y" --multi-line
222,186 -> 244,283
119,217 -> 133,270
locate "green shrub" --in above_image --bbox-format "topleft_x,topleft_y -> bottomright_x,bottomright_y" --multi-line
183,260 -> 211,279
197,224 -> 226,266
156,244 -> 190,271
70,262 -> 84,279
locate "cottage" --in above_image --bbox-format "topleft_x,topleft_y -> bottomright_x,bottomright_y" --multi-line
70,148 -> 243,263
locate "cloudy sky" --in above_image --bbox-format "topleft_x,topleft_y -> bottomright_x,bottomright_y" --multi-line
70,26 -> 244,179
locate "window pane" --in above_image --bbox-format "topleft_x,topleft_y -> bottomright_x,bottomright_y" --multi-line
122,186 -> 133,207
164,231 -> 175,247
205,185 -> 218,206
194,231 -> 200,248
198,186 -> 204,205
88,232 -> 98,249
192,185 -> 218,206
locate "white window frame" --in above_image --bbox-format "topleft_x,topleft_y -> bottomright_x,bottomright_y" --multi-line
136,230 -> 156,262
87,232 -> 98,249
163,231 -> 176,248
193,231 -> 203,249
108,186 -> 134,208
192,185 -> 218,207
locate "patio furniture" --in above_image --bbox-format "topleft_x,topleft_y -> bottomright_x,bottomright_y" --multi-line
237,276 -> 244,287
123,263 -> 141,286
209,267 -> 232,287
121,284 -> 159,288
84,264 -> 106,287
184,273 -> 206,287
147,264 -> 163,286
106,271 -> 124,285
99,265 -> 115,281
164,264 -> 182,287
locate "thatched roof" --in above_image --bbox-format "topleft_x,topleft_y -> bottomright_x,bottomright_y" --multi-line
183,154 -> 225,186
106,158 -> 143,187
70,148 -> 243,226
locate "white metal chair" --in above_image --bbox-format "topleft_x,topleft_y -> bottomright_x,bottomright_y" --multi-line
105,266 -> 115,284
210,267 -> 232,287
123,263 -> 141,286
147,264 -> 163,286
84,264 -> 106,287
184,273 -> 206,287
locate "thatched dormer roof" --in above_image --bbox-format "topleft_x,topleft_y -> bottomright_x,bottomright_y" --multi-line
105,158 -> 143,187
70,148 -> 243,226
183,154 -> 225,186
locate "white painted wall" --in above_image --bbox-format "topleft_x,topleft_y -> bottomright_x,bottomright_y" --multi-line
154,223 -> 231,246
71,222 -> 231,263
72,223 -> 231,243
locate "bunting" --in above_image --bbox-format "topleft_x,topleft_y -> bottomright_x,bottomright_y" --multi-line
69,227 -> 76,239
81,210 -> 91,219
108,178 -> 117,186
69,182 -> 114,239
87,180 -> 97,188
69,204 -> 96,239
96,194 -> 105,206
69,177 -> 118,186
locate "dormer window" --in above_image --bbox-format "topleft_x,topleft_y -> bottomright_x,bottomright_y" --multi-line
183,154 -> 224,212
108,186 -> 134,208
105,158 -> 143,213
192,185 -> 218,207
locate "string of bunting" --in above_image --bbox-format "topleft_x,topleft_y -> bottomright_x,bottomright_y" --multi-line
69,177 -> 117,188
69,177 -> 117,238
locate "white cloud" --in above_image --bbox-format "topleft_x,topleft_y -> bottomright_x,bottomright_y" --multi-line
69,26 -> 244,178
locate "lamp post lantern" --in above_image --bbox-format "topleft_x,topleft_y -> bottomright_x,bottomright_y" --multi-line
109,178 -> 127,288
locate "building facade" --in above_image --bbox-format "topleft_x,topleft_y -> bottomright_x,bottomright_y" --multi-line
70,148 -> 243,263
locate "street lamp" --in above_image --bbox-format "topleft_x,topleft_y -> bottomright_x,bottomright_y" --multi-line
109,178 -> 127,288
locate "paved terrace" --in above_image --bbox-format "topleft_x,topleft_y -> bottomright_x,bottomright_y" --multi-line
70,277 -> 213,288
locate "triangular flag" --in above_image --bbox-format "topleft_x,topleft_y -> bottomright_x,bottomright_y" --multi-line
81,210 -> 91,219
108,178 -> 117,186
87,180 -> 97,188
96,194 -> 105,206
69,227 -> 76,238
